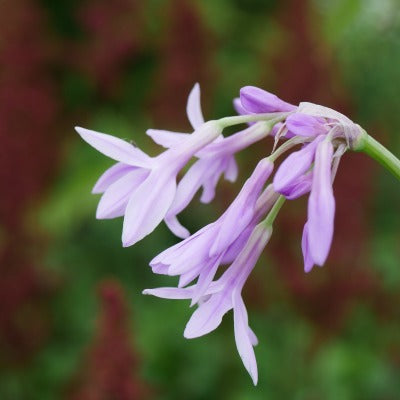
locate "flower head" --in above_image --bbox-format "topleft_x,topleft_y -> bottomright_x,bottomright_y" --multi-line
76,82 -> 387,384
145,222 -> 274,385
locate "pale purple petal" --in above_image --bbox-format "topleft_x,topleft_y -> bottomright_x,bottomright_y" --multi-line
199,159 -> 226,204
151,263 -> 169,275
210,159 -> 273,257
307,140 -> 335,266
199,176 -> 218,204
233,97 -> 247,115
248,327 -> 258,346
219,224 -> 272,286
273,136 -> 323,194
186,83 -> 205,129
76,126 -> 152,167
146,129 -> 189,148
286,113 -> 327,137
280,172 -> 313,200
184,291 -> 232,338
240,86 -> 296,113
96,168 -> 149,219
122,170 -> 176,247
164,215 -> 190,239
224,156 -> 239,182
221,225 -> 253,264
232,291 -> 258,385
201,122 -> 271,158
190,256 -> 222,306
167,226 -> 218,275
301,223 -> 314,273
178,265 -> 204,288
92,162 -> 135,194
143,287 -> 194,299
150,224 -> 215,267
167,159 -> 210,217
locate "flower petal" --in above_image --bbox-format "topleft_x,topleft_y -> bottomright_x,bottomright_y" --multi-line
186,83 -> 205,129
248,327 -> 258,346
210,158 -> 273,257
96,168 -> 149,219
301,223 -> 314,273
224,156 -> 239,182
233,291 -> 258,385
307,140 -> 335,265
190,255 -> 222,306
122,170 -> 176,247
76,126 -> 152,167
167,159 -> 210,217
184,291 -> 232,338
164,215 -> 190,239
92,162 -> 135,194
240,86 -> 296,113
233,97 -> 248,115
273,136 -> 323,194
143,287 -> 194,299
286,113 -> 327,137
280,172 -> 313,200
146,129 -> 189,148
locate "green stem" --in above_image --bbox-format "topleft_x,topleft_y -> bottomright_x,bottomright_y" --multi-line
269,136 -> 307,161
263,195 -> 286,226
217,112 -> 289,128
353,131 -> 400,180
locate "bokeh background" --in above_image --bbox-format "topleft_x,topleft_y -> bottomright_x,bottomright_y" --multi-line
1,0 -> 400,399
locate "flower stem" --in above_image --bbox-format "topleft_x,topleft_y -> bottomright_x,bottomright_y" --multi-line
269,136 -> 307,161
263,195 -> 286,226
217,113 -> 289,128
353,131 -> 400,180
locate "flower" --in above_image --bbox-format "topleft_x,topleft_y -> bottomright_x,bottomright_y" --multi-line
77,119 -> 223,246
77,82 -> 384,384
270,102 -> 358,272
144,222 -> 274,385
144,159 -> 280,384
149,158 -> 275,283
150,84 -> 277,238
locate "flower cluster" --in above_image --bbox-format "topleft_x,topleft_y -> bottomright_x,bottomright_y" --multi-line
77,84 -> 372,384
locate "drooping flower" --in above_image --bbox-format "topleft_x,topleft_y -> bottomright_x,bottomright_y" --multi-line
147,84 -> 239,227
76,82 -> 396,384
149,158 -> 275,283
149,84 -> 278,238
306,139 -> 335,267
144,222 -> 274,385
77,118 -> 223,246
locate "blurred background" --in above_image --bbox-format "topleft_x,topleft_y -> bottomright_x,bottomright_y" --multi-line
1,0 -> 400,399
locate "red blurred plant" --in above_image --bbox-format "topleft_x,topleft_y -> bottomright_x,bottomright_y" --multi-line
0,0 -> 61,364
151,0 -> 214,125
66,280 -> 147,400
74,0 -> 144,97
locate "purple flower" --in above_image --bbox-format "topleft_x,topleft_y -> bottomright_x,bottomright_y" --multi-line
306,139 -> 335,267
144,222 -> 274,385
150,159 -> 274,279
147,84 -> 239,238
77,117 -> 223,247
75,127 -> 153,219
77,82 -> 374,382
273,133 -> 336,272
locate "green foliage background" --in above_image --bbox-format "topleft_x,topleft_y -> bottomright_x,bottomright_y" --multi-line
1,0 -> 399,399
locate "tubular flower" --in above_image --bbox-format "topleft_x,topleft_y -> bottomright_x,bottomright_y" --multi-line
77,84 -> 400,384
